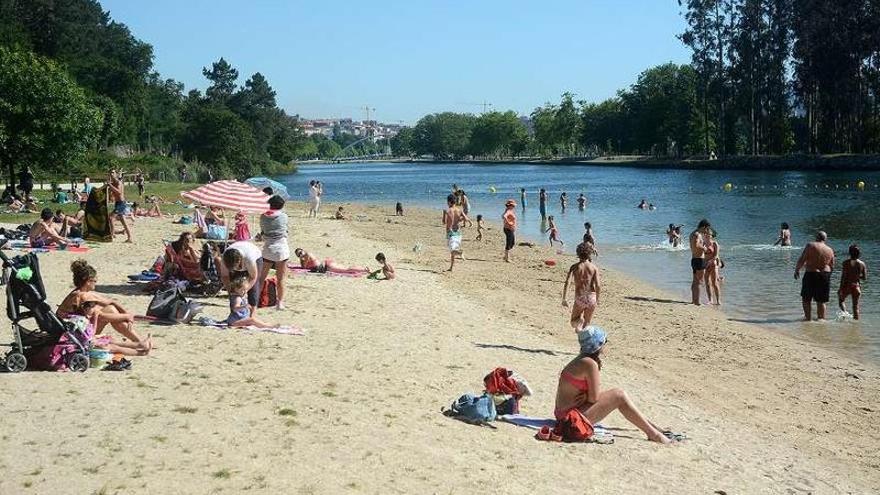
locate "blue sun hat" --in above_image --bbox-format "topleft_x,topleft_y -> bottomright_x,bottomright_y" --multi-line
577,325 -> 607,355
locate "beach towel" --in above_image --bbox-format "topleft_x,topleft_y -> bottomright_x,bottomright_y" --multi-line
498,414 -> 614,443
287,264 -> 369,278
197,316 -> 305,336
84,187 -> 111,242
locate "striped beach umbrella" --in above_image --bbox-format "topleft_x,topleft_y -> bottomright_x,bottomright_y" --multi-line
180,180 -> 270,213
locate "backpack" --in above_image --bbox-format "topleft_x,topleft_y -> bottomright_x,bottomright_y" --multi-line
446,393 -> 496,425
146,286 -> 201,323
259,276 -> 278,308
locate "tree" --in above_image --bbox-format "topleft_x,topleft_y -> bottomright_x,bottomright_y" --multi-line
0,47 -> 101,190
180,102 -> 257,179
469,111 -> 529,158
390,127 -> 415,157
411,112 -> 476,159
202,58 -> 239,103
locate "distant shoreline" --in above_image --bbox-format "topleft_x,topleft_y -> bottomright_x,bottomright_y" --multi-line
298,154 -> 880,171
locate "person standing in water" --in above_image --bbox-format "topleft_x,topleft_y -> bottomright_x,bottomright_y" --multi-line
560,192 -> 568,212
689,219 -> 712,305
704,230 -> 723,305
794,231 -> 835,320
838,244 -> 868,319
539,188 -> 547,221
774,222 -> 792,247
577,193 -> 587,210
520,188 -> 527,210
502,199 -> 517,263
443,194 -> 468,271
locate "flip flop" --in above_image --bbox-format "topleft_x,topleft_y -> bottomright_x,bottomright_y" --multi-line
662,430 -> 688,442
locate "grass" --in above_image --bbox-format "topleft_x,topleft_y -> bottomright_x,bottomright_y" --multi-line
0,181 -> 195,225
213,468 -> 233,479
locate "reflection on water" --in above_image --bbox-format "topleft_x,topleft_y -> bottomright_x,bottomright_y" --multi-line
289,162 -> 880,363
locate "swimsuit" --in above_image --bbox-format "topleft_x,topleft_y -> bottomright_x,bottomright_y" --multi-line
555,371 -> 591,421
226,295 -> 250,324
801,271 -> 831,303
113,200 -> 127,216
574,292 -> 598,311
691,258 -> 707,272
447,230 -> 462,252
838,283 -> 861,299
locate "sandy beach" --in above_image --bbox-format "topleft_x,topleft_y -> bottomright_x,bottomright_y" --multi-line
0,203 -> 878,494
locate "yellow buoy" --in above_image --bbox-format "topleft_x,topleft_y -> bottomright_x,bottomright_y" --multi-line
857,181 -> 866,190
723,183 -> 733,192
489,186 -> 496,193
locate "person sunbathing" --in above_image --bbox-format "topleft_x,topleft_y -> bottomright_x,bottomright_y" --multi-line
56,259 -> 147,346
554,327 -> 673,444
163,232 -> 205,283
132,201 -> 162,217
29,208 -> 70,247
294,248 -> 366,274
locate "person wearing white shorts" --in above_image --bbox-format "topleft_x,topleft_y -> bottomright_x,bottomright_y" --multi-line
259,195 -> 290,309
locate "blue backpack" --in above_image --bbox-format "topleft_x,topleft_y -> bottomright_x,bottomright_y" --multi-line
448,393 -> 497,425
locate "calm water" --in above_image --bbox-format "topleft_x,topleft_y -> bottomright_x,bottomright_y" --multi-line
286,162 -> 880,363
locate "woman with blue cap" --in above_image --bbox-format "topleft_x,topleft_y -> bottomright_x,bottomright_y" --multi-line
554,326 -> 672,443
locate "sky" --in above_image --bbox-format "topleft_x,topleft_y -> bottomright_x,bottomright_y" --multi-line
101,0 -> 691,124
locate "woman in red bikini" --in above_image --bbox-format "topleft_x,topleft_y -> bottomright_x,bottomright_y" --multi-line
554,327 -> 671,443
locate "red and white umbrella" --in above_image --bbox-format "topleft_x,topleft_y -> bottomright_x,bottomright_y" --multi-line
180,180 -> 270,213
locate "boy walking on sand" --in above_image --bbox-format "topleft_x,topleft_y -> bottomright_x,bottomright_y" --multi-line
443,194 -> 469,271
838,244 -> 868,319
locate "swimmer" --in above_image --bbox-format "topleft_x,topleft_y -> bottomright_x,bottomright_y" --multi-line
562,242 -> 601,331
704,230 -> 723,305
667,224 -> 683,247
838,244 -> 867,319
794,231 -> 835,320
545,215 -> 564,248
560,192 -> 568,212
637,199 -> 648,210
689,219 -> 712,305
773,222 -> 792,247
577,193 -> 586,210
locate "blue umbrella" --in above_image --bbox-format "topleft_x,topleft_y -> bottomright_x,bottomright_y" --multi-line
245,177 -> 290,200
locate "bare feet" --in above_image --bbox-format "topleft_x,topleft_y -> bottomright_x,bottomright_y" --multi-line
137,334 -> 153,355
648,432 -> 672,444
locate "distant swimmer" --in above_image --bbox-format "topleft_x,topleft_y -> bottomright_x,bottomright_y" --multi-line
520,188 -> 527,209
539,188 -> 548,221
577,193 -> 587,210
689,219 -> 712,305
561,242 -> 601,331
648,203 -> 656,211
838,244 -> 867,319
545,215 -> 564,248
773,222 -> 792,246
560,192 -> 568,212
794,231 -> 835,320
637,199 -> 648,210
667,224 -> 683,248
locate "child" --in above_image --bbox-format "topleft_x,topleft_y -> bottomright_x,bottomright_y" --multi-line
545,216 -> 564,248
562,242 -> 601,331
372,253 -> 396,280
838,244 -> 868,319
78,301 -> 152,356
395,202 -> 404,216
226,275 -> 273,328
335,206 -> 347,220
233,211 -> 250,241
583,222 -> 595,245
475,214 -> 484,241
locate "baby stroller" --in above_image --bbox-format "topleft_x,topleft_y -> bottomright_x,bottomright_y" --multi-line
0,245 -> 90,372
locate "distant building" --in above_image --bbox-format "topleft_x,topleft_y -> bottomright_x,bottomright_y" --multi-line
300,117 -> 402,142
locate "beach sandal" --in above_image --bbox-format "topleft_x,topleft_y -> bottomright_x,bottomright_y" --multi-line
103,358 -> 132,371
535,425 -> 563,442
662,430 -> 688,442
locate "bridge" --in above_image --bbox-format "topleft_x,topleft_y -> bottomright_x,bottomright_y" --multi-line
332,135 -> 392,162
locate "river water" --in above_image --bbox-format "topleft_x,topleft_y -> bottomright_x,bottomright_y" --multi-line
286,162 -> 880,363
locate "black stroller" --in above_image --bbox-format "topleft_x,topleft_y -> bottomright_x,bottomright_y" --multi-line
0,245 -> 90,372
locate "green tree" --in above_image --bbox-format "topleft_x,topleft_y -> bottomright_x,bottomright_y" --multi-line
412,112 -> 476,159
390,127 -> 415,157
180,102 -> 257,179
469,111 -> 529,158
0,47 -> 101,189
202,57 -> 239,103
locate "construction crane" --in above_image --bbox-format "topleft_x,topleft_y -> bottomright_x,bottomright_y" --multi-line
456,101 -> 493,113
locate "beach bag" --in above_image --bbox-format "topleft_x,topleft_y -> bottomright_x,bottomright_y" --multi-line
146,286 -> 187,320
447,393 -> 496,425
206,224 -> 227,240
555,409 -> 594,442
259,276 -> 278,308
484,367 -> 532,415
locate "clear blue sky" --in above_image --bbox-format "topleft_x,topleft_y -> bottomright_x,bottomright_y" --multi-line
102,0 -> 690,124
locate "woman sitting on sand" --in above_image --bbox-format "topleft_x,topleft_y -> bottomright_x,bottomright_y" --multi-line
294,248 -> 366,274
164,232 -> 205,283
131,201 -> 162,217
554,327 -> 673,444
56,259 -> 148,348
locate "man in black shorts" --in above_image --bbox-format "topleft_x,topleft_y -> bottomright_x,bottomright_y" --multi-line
795,231 -> 835,320
689,219 -> 711,305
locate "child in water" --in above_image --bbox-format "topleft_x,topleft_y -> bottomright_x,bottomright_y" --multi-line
226,275 -> 273,328
562,242 -> 601,331
545,215 -> 564,248
838,244 -> 868,319
371,252 -> 396,280
475,214 -> 485,241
